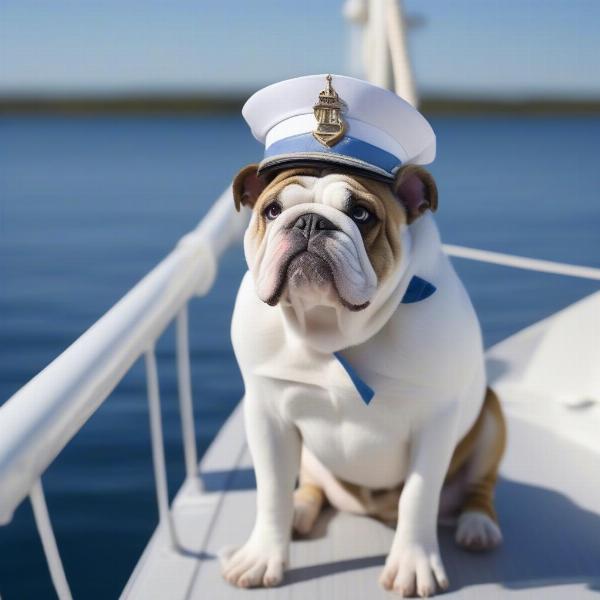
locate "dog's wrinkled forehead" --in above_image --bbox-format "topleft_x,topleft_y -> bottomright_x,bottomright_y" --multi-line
255,170 -> 389,219
281,176 -> 343,203
275,175 -> 317,205
264,174 -> 360,210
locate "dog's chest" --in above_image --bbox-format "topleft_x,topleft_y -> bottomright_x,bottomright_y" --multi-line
275,345 -> 414,487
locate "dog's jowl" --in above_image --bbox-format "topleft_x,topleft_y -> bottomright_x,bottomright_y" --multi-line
222,74 -> 506,597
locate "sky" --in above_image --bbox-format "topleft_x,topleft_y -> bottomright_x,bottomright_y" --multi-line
0,0 -> 599,98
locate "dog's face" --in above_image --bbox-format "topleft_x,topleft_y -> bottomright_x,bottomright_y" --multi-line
233,164 -> 437,313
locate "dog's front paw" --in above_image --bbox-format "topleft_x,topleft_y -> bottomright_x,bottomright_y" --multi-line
379,540 -> 448,597
220,539 -> 287,588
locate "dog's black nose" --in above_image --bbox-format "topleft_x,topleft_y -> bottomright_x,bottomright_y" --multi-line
292,213 -> 336,237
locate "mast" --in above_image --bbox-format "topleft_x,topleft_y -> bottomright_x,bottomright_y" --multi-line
344,0 -> 418,107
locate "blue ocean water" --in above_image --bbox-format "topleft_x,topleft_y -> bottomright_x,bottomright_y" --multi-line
0,114 -> 598,599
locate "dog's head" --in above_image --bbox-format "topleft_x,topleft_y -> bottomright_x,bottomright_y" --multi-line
233,164 -> 437,313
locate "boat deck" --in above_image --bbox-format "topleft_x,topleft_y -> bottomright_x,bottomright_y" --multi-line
121,391 -> 600,599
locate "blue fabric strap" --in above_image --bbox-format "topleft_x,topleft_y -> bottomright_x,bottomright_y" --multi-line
334,351 -> 375,405
264,133 -> 401,177
333,276 -> 435,405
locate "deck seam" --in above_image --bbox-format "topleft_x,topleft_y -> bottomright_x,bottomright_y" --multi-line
182,439 -> 249,600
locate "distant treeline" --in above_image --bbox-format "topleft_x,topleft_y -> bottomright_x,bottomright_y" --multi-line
1,94 -> 599,116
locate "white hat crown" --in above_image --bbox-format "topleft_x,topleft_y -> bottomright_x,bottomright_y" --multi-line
242,74 -> 436,180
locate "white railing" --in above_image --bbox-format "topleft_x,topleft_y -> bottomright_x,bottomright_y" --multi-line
443,245 -> 600,281
0,187 -> 249,599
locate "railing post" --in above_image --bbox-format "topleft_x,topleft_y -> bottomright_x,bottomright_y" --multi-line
144,348 -> 178,548
175,305 -> 202,490
29,479 -> 73,600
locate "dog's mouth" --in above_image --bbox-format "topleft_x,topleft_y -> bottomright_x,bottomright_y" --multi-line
287,251 -> 332,288
264,249 -> 370,312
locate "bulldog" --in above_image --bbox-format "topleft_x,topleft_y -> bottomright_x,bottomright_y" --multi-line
221,163 -> 506,597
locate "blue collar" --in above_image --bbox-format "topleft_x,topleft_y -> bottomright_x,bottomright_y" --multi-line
400,275 -> 436,304
334,275 -> 436,405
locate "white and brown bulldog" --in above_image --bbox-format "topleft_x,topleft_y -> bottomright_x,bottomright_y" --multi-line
222,163 -> 506,596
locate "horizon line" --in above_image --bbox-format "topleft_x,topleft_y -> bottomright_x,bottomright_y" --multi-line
1,92 -> 599,116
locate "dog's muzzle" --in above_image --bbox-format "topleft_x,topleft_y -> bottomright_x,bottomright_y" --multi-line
252,204 -> 378,311
285,214 -> 338,296
281,213 -> 340,303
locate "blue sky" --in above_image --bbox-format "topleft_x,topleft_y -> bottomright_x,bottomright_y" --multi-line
1,0 -> 598,98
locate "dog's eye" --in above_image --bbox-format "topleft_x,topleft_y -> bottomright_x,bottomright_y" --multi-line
263,201 -> 282,220
350,205 -> 373,224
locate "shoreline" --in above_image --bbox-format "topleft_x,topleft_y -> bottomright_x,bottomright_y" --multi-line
1,95 -> 599,116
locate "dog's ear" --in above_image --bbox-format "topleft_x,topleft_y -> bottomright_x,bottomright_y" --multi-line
393,165 -> 438,224
232,164 -> 268,212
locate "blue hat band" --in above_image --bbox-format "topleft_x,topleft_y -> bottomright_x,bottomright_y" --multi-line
262,133 -> 401,179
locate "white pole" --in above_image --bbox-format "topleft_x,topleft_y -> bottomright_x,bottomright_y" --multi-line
144,348 -> 179,548
385,0 -> 418,106
367,0 -> 391,89
343,0 -> 368,78
175,305 -> 201,487
29,480 -> 73,600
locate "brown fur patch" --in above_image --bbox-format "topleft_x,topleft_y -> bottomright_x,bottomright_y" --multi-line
250,168 -> 323,245
351,175 -> 406,283
448,389 -> 504,475
294,482 -> 325,505
445,387 -> 506,522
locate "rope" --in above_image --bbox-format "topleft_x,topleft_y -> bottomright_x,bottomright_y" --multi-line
443,244 -> 600,282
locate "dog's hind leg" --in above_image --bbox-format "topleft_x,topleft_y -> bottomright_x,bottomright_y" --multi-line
453,387 -> 507,551
293,447 -> 326,536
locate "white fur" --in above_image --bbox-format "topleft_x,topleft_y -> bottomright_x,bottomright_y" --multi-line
223,174 -> 486,596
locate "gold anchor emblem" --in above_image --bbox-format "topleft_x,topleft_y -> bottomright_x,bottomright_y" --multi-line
313,74 -> 346,147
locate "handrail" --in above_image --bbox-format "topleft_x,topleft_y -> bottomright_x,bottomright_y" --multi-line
444,244 -> 600,281
0,187 -> 249,525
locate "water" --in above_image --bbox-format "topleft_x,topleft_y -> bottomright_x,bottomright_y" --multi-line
0,114 -> 598,599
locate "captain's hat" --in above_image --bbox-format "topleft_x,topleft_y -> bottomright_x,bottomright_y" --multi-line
242,74 -> 436,181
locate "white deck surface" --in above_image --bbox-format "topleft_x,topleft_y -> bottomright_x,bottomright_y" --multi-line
122,400 -> 600,599
122,294 -> 600,599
